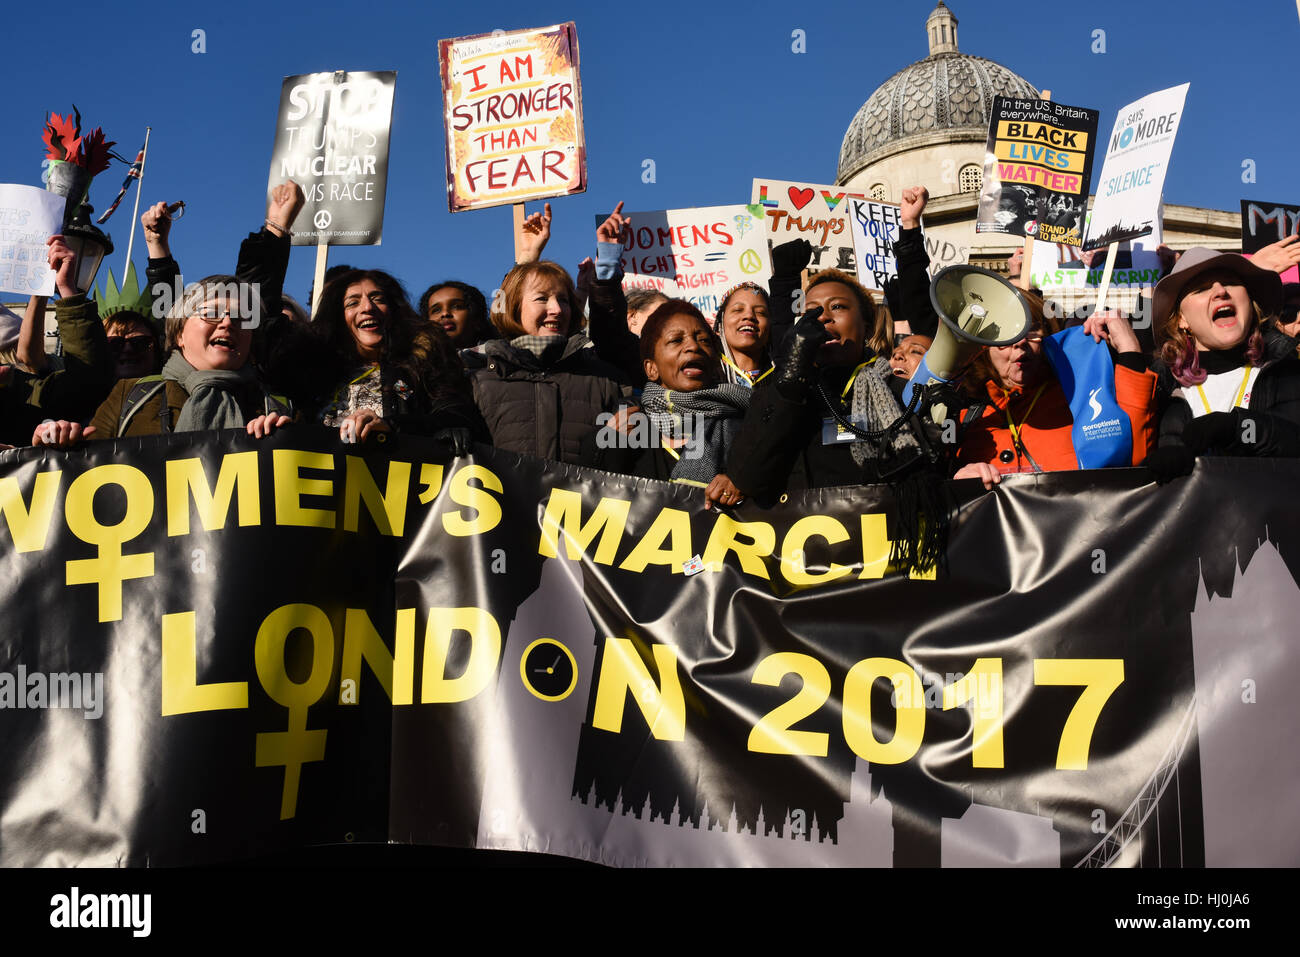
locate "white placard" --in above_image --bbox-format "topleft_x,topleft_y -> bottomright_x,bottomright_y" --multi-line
846,198 -> 902,291
0,184 -> 63,297
603,205 -> 770,316
1084,83 -> 1189,250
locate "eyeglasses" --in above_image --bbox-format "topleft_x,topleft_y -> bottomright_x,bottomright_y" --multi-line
192,303 -> 240,323
107,335 -> 156,352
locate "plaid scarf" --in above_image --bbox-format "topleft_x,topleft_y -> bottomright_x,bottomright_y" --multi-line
509,334 -> 571,363
640,382 -> 751,485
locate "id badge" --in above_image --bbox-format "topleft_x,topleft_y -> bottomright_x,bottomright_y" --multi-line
821,416 -> 860,445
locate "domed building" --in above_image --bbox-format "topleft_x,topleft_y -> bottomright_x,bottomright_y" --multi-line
836,2 -> 1239,285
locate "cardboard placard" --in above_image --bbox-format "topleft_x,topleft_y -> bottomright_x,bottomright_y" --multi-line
440,23 -> 586,212
0,184 -> 63,296
267,70 -> 397,246
976,96 -> 1100,246
750,178 -> 863,276
1084,84 -> 1189,251
604,205 -> 770,315
846,198 -> 902,291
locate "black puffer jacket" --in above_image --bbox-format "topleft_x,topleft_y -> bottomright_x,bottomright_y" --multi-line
464,336 -> 631,464
1158,348 -> 1300,458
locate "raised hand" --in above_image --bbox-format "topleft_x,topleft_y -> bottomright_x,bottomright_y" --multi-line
141,201 -> 175,258
1249,235 -> 1300,275
596,201 -> 629,245
266,181 -> 306,235
46,235 -> 80,298
517,201 -> 553,263
900,186 -> 930,230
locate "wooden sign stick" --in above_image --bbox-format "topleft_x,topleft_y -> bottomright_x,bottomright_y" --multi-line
1093,242 -> 1120,318
512,203 -> 526,263
311,240 -> 329,317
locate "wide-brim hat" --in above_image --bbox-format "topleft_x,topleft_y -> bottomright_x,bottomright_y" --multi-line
1153,248 -> 1282,335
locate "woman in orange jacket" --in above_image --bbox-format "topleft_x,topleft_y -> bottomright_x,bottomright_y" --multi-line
953,292 -> 1157,488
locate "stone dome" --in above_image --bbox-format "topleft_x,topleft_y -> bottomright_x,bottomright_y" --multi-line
836,3 -> 1039,183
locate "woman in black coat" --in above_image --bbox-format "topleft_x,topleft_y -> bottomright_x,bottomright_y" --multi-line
1144,249 -> 1298,480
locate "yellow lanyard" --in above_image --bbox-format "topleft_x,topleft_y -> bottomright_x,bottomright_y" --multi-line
722,353 -> 773,386
1003,383 -> 1048,454
840,360 -> 875,400
1194,364 -> 1252,415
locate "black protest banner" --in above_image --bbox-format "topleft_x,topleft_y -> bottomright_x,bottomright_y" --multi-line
1,431 -> 1297,867
1240,199 -> 1300,254
266,71 -> 397,246
976,96 -> 1100,246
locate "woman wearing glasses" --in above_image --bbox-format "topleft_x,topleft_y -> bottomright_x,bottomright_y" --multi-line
952,291 -> 1158,488
34,275 -> 293,444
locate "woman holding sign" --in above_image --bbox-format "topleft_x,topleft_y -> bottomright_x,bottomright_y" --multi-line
951,292 -> 1157,488
1144,249 -> 1299,480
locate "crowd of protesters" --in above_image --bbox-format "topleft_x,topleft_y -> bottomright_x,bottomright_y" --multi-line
6,177 -> 1300,567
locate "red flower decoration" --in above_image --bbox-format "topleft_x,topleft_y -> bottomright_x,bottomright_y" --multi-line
78,128 -> 117,177
43,111 -> 82,162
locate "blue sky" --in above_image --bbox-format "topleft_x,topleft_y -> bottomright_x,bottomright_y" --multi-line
4,0 -> 1297,306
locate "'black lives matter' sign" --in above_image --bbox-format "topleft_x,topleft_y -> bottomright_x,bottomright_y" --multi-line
266,70 -> 396,246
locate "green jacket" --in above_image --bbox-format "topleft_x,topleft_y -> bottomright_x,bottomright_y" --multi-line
0,294 -> 114,446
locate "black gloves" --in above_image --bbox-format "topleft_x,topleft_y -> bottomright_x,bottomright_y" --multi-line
774,307 -> 826,399
1142,445 -> 1196,484
434,427 -> 472,457
771,238 -> 813,278
1181,410 -> 1240,454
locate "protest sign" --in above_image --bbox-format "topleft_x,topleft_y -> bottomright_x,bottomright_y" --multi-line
846,198 -> 902,291
0,184 -> 63,296
440,23 -> 586,212
922,232 -> 970,275
750,178 -> 863,276
1028,264 -> 1163,291
604,205 -> 769,315
976,96 -> 1099,246
1241,199 -> 1300,283
1084,84 -> 1189,251
267,71 -> 397,246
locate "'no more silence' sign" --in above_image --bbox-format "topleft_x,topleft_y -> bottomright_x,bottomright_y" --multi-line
267,70 -> 396,246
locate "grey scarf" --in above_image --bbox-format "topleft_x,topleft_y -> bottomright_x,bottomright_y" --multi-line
841,358 -> 921,471
640,382 -> 751,485
163,351 -> 259,432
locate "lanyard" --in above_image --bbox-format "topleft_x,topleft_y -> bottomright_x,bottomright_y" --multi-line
1003,382 -> 1048,458
1194,364 -> 1252,415
840,359 -> 875,400
722,354 -> 773,386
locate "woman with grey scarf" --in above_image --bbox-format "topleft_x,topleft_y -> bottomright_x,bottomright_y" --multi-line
38,275 -> 292,446
595,301 -> 750,509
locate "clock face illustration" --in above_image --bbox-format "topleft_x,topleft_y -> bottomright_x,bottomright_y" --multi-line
519,638 -> 578,701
